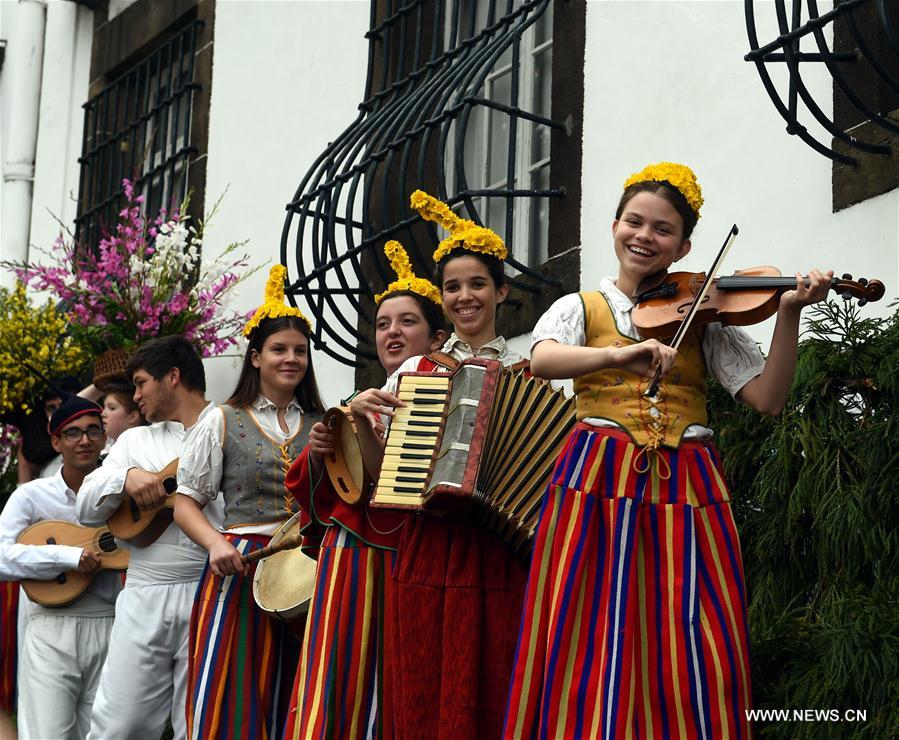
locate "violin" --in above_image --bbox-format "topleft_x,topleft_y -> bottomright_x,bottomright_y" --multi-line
632,267 -> 885,340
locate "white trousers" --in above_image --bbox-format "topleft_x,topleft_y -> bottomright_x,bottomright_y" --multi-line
87,581 -> 197,740
17,613 -> 113,740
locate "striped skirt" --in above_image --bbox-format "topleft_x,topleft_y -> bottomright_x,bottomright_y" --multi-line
186,534 -> 295,740
0,581 -> 18,712
504,424 -> 752,740
285,527 -> 395,740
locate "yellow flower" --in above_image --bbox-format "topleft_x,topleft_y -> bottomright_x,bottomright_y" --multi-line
623,162 -> 704,217
243,264 -> 312,337
409,190 -> 508,263
0,282 -> 89,414
374,240 -> 442,306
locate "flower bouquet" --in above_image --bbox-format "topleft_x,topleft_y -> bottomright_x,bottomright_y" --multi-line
0,282 -> 89,415
12,180 -> 256,386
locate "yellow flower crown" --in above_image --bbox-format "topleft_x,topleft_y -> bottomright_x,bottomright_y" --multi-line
374,240 -> 442,306
243,264 -> 311,337
409,189 -> 508,263
623,162 -> 704,217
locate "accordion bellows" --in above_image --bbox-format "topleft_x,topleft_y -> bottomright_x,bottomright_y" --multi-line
372,358 -> 576,551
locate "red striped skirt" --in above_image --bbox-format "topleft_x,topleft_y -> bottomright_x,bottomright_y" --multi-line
504,424 -> 753,740
285,526 -> 395,739
387,514 -> 529,739
0,581 -> 18,712
186,533 -> 296,740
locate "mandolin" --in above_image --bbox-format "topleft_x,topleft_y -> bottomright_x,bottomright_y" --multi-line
17,520 -> 129,607
106,458 -> 179,547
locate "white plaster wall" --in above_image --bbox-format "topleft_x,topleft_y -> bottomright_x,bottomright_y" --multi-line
29,1 -> 93,257
202,0 -> 369,405
579,0 -> 897,351
0,0 -> 93,278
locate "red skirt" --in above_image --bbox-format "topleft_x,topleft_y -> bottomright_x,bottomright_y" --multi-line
385,515 -> 529,739
0,581 -> 18,712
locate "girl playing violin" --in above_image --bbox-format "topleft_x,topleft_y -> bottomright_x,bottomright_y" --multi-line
503,162 -> 832,739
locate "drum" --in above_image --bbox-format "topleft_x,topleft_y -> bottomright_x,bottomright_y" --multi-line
252,512 -> 317,622
323,406 -> 370,505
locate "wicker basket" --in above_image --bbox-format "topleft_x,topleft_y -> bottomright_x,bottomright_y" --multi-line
93,347 -> 134,391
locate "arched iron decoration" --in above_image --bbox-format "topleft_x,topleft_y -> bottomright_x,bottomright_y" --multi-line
745,0 -> 899,165
281,0 -> 564,368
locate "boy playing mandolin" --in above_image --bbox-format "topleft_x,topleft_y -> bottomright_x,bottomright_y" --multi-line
76,336 -> 222,740
503,162 -> 832,739
0,396 -> 119,739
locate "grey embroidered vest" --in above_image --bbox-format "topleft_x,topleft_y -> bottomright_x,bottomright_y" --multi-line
219,404 -> 318,529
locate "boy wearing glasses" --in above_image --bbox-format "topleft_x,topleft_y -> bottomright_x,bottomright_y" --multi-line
0,396 -> 120,739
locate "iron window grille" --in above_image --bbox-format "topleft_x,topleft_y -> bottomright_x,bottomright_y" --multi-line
75,18 -> 202,250
281,0 -> 564,368
745,0 -> 899,165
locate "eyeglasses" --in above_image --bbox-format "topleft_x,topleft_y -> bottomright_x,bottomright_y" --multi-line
58,425 -> 105,443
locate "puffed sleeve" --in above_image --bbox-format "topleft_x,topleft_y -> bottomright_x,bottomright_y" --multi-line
703,323 -> 766,398
530,293 -> 586,349
176,408 -> 225,504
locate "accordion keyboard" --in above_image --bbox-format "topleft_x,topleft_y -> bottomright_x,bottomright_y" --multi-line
376,374 -> 451,504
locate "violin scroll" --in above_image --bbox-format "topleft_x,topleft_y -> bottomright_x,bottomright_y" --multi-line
835,273 -> 885,307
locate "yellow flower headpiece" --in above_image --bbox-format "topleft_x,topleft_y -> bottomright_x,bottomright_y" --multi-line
623,162 -> 704,217
243,264 -> 311,337
409,189 -> 508,263
374,240 -> 442,306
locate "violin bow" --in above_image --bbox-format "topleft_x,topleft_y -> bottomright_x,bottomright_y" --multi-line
644,224 -> 740,398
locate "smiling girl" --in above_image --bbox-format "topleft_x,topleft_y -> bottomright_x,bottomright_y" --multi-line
503,162 -> 832,739
173,265 -> 324,739
364,191 -> 530,740
282,241 -> 446,740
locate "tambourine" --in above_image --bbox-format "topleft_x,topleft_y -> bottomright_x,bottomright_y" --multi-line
322,406 -> 371,505
252,511 -> 317,623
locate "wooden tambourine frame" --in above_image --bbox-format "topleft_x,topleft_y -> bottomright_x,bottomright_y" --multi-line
322,406 -> 372,505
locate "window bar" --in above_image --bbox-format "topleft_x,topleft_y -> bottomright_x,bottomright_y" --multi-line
786,0 -> 801,129
169,31 -> 184,213
772,0 -> 888,153
506,32 -> 521,255
745,0 -> 859,163
807,0 -> 899,134
156,39 -> 173,212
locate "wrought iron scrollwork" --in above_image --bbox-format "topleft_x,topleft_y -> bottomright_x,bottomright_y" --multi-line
745,0 -> 899,164
281,0 -> 564,367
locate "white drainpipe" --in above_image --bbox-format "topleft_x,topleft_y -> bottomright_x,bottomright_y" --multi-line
2,0 -> 47,285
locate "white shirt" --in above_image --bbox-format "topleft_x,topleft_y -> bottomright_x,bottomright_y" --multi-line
384,333 -> 524,394
0,469 -> 121,615
176,396 -> 306,535
531,277 -> 767,437
76,402 -> 223,585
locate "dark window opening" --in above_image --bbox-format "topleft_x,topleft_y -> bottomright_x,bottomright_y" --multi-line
75,16 -> 202,250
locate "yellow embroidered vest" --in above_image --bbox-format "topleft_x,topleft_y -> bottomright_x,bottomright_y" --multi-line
573,291 -> 708,449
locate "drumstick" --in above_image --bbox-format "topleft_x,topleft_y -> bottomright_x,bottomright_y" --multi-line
241,533 -> 303,564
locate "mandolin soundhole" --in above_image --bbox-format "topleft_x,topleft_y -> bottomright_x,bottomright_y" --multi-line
98,531 -> 118,553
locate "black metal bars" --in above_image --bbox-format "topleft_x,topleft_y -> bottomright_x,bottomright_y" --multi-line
281,0 -> 562,367
75,19 -> 202,250
745,0 -> 899,164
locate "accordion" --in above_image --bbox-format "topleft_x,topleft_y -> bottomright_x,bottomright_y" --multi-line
371,358 -> 576,550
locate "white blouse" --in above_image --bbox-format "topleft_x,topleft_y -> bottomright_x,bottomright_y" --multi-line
531,277 -> 767,438
176,395 -> 305,535
384,332 -> 523,394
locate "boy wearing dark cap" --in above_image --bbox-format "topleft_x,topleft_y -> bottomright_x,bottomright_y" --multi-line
0,396 -> 120,739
